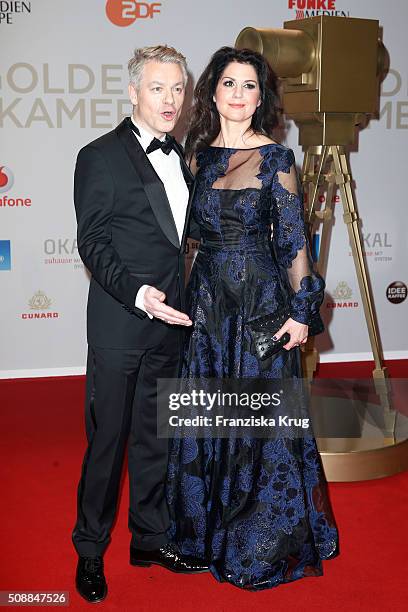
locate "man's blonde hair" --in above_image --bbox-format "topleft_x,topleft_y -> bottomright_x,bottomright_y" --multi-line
128,45 -> 188,89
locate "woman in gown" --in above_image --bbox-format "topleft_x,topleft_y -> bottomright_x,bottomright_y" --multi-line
166,47 -> 339,590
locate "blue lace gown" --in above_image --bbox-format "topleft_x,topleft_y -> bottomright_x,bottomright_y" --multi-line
166,144 -> 339,590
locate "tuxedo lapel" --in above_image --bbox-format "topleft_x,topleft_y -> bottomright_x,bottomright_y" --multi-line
180,179 -> 197,249
171,140 -> 197,250
116,118 -> 180,250
173,140 -> 194,188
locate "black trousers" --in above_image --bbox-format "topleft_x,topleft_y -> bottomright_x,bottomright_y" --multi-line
72,332 -> 182,557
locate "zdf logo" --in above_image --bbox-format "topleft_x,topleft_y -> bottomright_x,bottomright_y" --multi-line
0,166 -> 14,193
106,0 -> 161,27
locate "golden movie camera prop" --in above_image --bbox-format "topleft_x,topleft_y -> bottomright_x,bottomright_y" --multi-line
236,18 -> 408,481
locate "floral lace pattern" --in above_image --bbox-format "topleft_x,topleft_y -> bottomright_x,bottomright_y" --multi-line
166,144 -> 339,590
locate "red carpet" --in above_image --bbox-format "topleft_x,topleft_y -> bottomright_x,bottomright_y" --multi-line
1,363 -> 407,611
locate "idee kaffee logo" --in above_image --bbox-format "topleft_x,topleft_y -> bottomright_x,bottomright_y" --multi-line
106,0 -> 161,27
386,281 -> 407,305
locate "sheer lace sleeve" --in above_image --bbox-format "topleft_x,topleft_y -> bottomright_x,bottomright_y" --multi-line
270,148 -> 325,325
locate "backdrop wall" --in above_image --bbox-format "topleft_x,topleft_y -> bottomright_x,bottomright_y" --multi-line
1,0 -> 407,378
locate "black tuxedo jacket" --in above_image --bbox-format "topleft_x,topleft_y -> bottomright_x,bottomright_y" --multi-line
74,117 -> 197,349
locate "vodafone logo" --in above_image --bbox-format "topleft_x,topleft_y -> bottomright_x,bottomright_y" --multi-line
0,166 -> 14,193
0,165 -> 32,208
106,0 -> 161,27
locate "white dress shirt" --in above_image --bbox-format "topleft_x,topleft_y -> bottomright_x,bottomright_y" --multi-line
131,118 -> 189,318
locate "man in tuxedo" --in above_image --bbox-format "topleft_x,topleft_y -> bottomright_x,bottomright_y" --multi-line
72,45 -> 206,603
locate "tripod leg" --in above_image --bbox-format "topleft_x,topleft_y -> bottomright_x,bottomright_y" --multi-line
315,153 -> 336,280
301,148 -> 317,219
300,147 -> 330,379
306,146 -> 329,225
331,146 -> 392,415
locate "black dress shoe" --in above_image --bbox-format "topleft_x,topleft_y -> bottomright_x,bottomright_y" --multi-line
130,543 -> 209,574
76,556 -> 107,603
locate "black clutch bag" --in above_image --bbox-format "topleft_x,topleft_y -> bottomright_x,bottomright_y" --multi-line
247,309 -> 324,361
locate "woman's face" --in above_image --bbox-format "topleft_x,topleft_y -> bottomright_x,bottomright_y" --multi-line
213,61 -> 261,124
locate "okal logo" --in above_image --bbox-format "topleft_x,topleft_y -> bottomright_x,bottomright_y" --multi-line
386,281 -> 407,305
106,0 -> 161,26
21,290 -> 59,319
0,240 -> 11,270
326,281 -> 358,309
0,166 -> 14,192
288,0 -> 350,19
0,165 -> 32,208
349,232 -> 393,263
43,237 -> 83,270
365,232 -> 392,263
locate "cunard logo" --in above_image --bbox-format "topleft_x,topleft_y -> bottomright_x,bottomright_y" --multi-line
288,0 -> 350,19
333,281 -> 352,300
326,281 -> 358,309
29,290 -> 52,310
22,290 -> 59,319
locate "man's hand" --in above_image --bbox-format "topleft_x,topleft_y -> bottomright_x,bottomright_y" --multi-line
273,317 -> 308,351
144,286 -> 192,326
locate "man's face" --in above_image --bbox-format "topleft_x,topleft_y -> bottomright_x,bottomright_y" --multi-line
129,60 -> 186,138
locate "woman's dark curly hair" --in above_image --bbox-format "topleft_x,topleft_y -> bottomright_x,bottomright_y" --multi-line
185,46 -> 282,161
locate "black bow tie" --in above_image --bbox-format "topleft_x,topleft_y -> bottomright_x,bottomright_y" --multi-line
129,121 -> 176,156
146,135 -> 176,156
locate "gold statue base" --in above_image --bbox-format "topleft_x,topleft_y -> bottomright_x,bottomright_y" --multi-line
319,438 -> 408,482
309,395 -> 408,481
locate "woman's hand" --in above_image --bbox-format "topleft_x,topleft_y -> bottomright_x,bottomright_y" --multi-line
273,317 -> 308,351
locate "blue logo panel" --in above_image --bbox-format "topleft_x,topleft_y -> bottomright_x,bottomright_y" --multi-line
0,240 -> 11,270
312,234 -> 320,263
